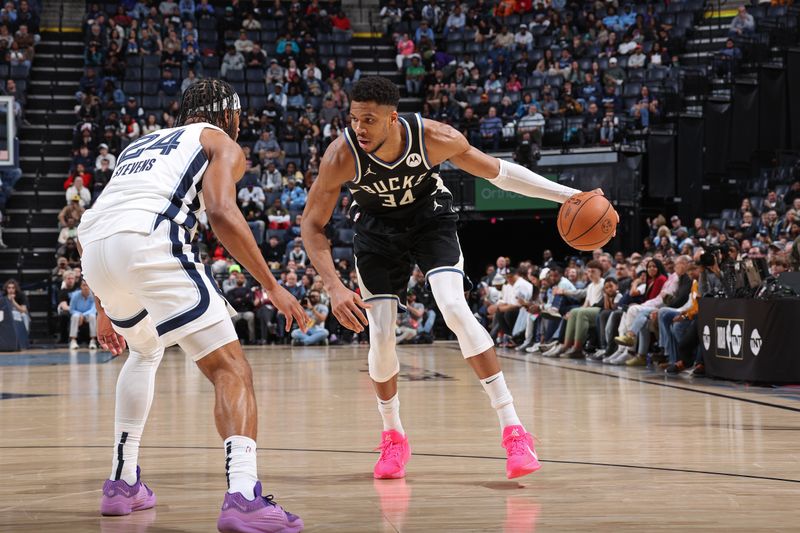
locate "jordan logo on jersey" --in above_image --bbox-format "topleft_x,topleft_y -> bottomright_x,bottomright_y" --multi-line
405,153 -> 422,168
364,165 -> 377,177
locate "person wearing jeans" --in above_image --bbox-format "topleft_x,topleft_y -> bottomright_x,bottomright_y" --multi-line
69,280 -> 98,349
406,291 -> 436,337
291,290 -> 329,346
662,265 -> 701,373
542,261 -> 605,358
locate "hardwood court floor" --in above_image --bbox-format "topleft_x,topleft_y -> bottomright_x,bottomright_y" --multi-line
1,342 -> 800,532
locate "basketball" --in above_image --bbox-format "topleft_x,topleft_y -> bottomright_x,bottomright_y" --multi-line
557,191 -> 617,251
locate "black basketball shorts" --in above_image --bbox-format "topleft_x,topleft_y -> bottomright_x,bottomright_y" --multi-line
351,195 -> 464,310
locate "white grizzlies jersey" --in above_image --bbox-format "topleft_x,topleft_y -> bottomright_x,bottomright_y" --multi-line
79,122 -> 222,246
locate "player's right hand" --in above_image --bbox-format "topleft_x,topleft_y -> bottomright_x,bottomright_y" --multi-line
330,285 -> 371,333
269,284 -> 309,333
97,308 -> 126,356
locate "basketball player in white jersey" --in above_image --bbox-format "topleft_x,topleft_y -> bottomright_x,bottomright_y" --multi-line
78,79 -> 306,533
303,77 -> 618,480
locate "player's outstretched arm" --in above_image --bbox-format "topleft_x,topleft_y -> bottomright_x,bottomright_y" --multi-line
202,128 -> 307,332
302,137 -> 370,333
423,119 -> 581,204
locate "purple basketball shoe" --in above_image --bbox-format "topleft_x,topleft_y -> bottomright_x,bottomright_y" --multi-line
217,481 -> 303,533
100,467 -> 156,516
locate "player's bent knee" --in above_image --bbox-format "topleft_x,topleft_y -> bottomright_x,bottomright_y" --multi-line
368,324 -> 400,382
369,346 -> 400,382
429,271 -> 494,358
366,300 -> 400,382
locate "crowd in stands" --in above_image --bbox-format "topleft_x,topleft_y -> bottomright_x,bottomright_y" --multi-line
0,0 -> 40,248
54,0 -> 362,347
476,188 -> 800,374
386,0 -> 704,152
34,1 -> 800,366
0,0 -> 41,340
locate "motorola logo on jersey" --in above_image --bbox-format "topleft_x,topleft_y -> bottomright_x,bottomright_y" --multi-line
406,153 -> 422,168
749,328 -> 762,356
715,319 -> 744,359
702,325 -> 711,350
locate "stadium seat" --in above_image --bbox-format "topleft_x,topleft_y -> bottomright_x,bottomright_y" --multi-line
142,80 -> 159,95
198,18 -> 216,30
266,229 -> 287,241
10,65 -> 30,79
623,82 -> 642,98
127,67 -> 143,80
332,246 -> 354,263
122,80 -> 142,95
447,42 -> 464,55
142,55 -> 160,68
248,95 -> 266,109
334,44 -> 351,56
284,142 -> 301,157
336,229 -> 355,246
246,81 -> 264,95
246,68 -> 265,81
225,69 -> 245,82
142,94 -> 160,109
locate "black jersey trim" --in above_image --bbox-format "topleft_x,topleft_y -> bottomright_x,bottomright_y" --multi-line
365,116 -> 413,169
415,113 -> 433,170
363,295 -> 408,312
342,129 -> 362,184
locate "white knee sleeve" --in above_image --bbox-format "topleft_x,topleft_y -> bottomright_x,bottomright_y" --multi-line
428,271 -> 494,358
367,300 -> 400,383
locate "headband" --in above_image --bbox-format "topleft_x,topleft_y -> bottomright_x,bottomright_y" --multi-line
192,92 -> 241,114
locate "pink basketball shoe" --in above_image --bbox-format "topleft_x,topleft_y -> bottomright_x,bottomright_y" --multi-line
373,430 -> 411,479
502,425 -> 541,479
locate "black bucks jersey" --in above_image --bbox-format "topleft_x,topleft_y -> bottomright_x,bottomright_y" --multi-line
343,113 -> 453,223
344,113 -> 465,310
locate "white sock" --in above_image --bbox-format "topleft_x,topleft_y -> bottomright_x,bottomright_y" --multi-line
480,371 -> 523,431
112,431 -> 141,485
225,436 -> 258,500
377,394 -> 404,435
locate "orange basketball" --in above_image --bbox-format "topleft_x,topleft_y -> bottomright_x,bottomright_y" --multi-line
557,191 -> 617,251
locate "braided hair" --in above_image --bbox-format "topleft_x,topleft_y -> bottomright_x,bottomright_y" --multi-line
176,78 -> 240,139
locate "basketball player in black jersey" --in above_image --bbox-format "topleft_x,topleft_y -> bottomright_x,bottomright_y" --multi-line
303,77 -> 617,479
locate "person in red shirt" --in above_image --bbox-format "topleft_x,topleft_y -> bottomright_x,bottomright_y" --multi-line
515,0 -> 533,13
64,163 -> 93,190
331,10 -> 351,32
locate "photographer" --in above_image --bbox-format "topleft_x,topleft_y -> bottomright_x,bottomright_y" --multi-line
253,284 -> 276,344
290,290 -> 330,346
699,251 -> 723,296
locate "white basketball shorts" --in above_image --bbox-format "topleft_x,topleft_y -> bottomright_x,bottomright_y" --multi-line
81,218 -> 237,352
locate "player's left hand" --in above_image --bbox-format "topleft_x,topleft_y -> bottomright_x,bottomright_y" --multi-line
270,284 -> 309,333
590,188 -> 620,236
97,309 -> 127,356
